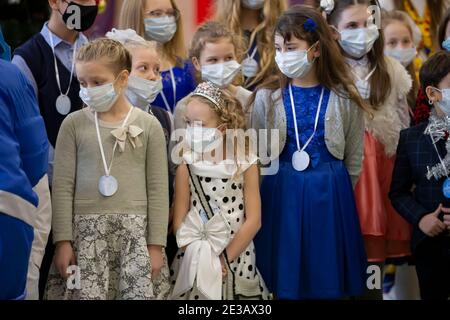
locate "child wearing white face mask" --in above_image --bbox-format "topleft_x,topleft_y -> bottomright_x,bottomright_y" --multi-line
105,29 -> 173,145
170,82 -> 269,300
326,0 -> 413,299
382,10 -> 420,124
173,21 -> 252,130
45,39 -> 169,300
119,0 -> 196,116
251,5 -> 368,300
105,28 -> 174,299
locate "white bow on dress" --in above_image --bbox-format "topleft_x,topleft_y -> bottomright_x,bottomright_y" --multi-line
171,208 -> 231,300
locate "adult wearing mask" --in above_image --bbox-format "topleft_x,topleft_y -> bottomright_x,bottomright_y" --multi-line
12,0 -> 98,299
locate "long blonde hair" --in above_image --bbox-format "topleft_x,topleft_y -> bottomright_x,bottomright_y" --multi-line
382,10 -> 419,109
118,0 -> 187,65
214,0 -> 287,88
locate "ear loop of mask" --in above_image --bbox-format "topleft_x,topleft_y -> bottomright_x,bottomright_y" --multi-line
57,0 -> 70,17
114,70 -> 129,95
307,41 -> 319,63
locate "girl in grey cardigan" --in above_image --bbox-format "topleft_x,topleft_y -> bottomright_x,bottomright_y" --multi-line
251,5 -> 368,300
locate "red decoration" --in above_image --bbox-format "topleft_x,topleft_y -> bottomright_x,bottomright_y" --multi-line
196,0 -> 213,24
414,87 -> 432,125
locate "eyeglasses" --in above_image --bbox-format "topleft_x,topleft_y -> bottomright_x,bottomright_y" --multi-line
145,8 -> 180,20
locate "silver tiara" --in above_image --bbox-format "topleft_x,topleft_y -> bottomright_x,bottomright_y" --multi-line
192,82 -> 224,110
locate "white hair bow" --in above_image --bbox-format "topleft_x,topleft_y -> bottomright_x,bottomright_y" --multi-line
105,28 -> 146,45
320,0 -> 334,14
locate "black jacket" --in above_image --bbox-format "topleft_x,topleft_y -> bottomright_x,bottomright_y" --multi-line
389,121 -> 450,251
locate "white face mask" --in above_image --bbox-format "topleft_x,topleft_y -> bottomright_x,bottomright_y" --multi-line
339,24 -> 379,59
126,75 -> 162,109
275,43 -> 316,79
201,60 -> 241,88
241,0 -> 265,10
241,57 -> 259,78
144,16 -> 177,43
384,47 -> 416,67
79,82 -> 119,113
434,87 -> 450,116
185,125 -> 223,153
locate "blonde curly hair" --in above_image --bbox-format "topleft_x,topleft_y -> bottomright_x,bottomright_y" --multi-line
186,88 -> 254,178
187,88 -> 246,130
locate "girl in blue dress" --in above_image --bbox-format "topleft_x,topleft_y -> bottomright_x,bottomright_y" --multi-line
119,0 -> 196,115
251,5 -> 369,300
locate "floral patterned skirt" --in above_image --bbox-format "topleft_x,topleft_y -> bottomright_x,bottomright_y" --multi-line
44,213 -> 170,300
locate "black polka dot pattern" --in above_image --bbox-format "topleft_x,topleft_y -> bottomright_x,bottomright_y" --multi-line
170,174 -> 266,299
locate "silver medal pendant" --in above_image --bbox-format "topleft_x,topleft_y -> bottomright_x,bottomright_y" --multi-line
98,175 -> 118,197
292,150 -> 310,171
56,94 -> 71,115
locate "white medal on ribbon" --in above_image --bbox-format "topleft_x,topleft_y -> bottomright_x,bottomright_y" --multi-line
48,28 -> 77,116
289,84 -> 324,172
94,107 -> 134,197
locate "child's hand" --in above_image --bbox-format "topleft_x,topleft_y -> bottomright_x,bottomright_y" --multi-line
419,204 -> 447,237
148,245 -> 164,278
54,241 -> 76,280
444,214 -> 450,230
220,254 -> 227,278
442,206 -> 450,230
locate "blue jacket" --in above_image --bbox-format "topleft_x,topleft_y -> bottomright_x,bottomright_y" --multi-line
0,59 -> 48,226
0,27 -> 11,61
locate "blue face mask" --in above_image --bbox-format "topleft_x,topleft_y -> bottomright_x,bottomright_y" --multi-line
442,37 -> 450,52
0,27 -> 11,61
434,87 -> 450,116
144,16 -> 177,43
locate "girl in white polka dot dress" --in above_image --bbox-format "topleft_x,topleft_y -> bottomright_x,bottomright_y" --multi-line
169,82 -> 269,300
